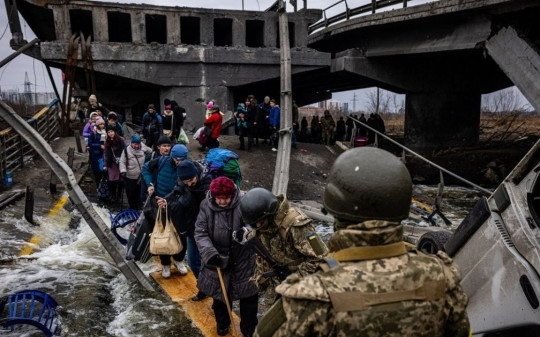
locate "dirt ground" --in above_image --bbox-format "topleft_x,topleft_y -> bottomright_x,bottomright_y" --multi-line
187,135 -> 342,204
4,113 -> 540,206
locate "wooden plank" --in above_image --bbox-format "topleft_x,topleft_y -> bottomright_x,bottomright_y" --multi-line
150,266 -> 242,337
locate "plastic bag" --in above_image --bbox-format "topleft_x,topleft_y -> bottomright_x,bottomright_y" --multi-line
193,126 -> 204,140
178,128 -> 189,144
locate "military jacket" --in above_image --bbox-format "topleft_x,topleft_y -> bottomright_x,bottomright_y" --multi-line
253,195 -> 329,291
256,221 -> 470,337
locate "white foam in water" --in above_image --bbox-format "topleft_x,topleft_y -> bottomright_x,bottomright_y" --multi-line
1,200 -> 198,336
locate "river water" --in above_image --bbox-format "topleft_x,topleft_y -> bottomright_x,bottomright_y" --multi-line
0,185 -> 484,336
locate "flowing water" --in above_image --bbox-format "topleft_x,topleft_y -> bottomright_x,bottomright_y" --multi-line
0,185 -> 484,336
0,197 -> 200,337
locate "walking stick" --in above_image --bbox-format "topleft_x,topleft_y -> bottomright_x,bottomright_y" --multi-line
217,267 -> 239,336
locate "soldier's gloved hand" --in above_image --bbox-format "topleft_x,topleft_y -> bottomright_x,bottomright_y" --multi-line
232,226 -> 252,245
274,263 -> 291,281
208,255 -> 221,267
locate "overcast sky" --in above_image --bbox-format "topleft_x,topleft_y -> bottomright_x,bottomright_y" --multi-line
0,0 -> 529,112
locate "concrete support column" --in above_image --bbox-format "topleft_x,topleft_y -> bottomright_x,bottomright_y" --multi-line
294,19 -> 308,48
232,19 -> 244,47
167,13 -> 180,44
160,85 -> 233,130
265,17 -> 277,48
132,12 -> 145,44
486,26 -> 540,113
92,8 -> 108,42
200,16 -> 213,45
404,92 -> 480,152
53,7 -> 71,41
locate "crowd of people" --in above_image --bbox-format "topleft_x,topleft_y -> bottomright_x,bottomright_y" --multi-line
76,93 -> 469,337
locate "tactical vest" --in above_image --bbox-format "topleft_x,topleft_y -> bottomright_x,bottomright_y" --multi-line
261,202 -> 323,269
318,243 -> 449,336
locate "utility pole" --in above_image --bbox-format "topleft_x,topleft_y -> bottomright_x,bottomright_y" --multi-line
376,87 -> 380,114
272,0 -> 292,196
350,91 -> 358,112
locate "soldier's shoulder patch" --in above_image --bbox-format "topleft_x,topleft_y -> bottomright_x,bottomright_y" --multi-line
276,273 -> 331,302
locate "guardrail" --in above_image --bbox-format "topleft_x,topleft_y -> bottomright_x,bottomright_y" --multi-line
0,99 -> 60,182
309,0 -> 435,34
346,115 -> 492,196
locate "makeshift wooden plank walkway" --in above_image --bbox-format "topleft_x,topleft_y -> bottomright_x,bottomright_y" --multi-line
150,266 -> 242,337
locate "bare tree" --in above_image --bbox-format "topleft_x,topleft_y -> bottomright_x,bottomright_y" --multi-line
480,87 -> 532,142
364,88 -> 393,116
481,87 -> 530,118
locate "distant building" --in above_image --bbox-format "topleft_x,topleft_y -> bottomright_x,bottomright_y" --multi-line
0,89 -> 56,106
343,102 -> 349,113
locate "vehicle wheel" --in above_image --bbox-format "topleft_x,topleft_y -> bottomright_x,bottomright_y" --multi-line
417,231 -> 452,254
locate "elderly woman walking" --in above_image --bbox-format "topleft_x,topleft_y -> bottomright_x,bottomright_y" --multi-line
195,176 -> 258,337
119,134 -> 152,209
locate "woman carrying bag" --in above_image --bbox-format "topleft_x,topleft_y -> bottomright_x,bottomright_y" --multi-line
119,134 -> 152,210
194,177 -> 258,337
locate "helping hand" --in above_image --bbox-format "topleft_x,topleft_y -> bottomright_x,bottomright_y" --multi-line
273,263 -> 291,281
232,226 -> 252,245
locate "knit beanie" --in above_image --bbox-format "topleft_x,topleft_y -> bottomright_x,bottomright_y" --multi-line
170,144 -> 188,160
131,134 -> 142,144
157,135 -> 172,146
95,117 -> 105,125
210,176 -> 237,199
177,160 -> 198,181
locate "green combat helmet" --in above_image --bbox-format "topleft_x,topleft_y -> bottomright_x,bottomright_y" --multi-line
240,188 -> 279,227
323,147 -> 412,223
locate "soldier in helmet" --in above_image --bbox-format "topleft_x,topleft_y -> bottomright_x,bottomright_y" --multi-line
254,147 -> 470,337
234,188 -> 329,312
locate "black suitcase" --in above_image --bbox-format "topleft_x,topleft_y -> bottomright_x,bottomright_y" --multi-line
125,214 -> 152,263
125,194 -> 155,263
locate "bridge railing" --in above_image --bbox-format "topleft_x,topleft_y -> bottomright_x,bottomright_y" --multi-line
346,115 -> 492,196
0,99 -> 60,182
309,0 -> 436,34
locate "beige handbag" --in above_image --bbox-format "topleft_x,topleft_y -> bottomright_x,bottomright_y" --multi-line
149,207 -> 182,255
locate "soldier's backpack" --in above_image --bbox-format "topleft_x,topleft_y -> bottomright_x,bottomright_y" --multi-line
205,148 -> 242,187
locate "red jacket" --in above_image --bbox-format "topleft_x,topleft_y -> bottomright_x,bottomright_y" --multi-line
204,112 -> 222,139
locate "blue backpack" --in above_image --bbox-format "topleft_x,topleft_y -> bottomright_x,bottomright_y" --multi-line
205,148 -> 242,187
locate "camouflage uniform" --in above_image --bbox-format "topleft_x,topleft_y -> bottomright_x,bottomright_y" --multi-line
255,220 -> 470,337
319,113 -> 335,145
250,195 -> 328,310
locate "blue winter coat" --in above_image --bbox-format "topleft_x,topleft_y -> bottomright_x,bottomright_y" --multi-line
269,105 -> 281,128
87,132 -> 104,173
141,156 -> 177,197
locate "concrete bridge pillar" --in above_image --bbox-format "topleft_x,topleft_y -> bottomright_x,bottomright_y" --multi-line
160,85 -> 234,131
404,92 -> 480,153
